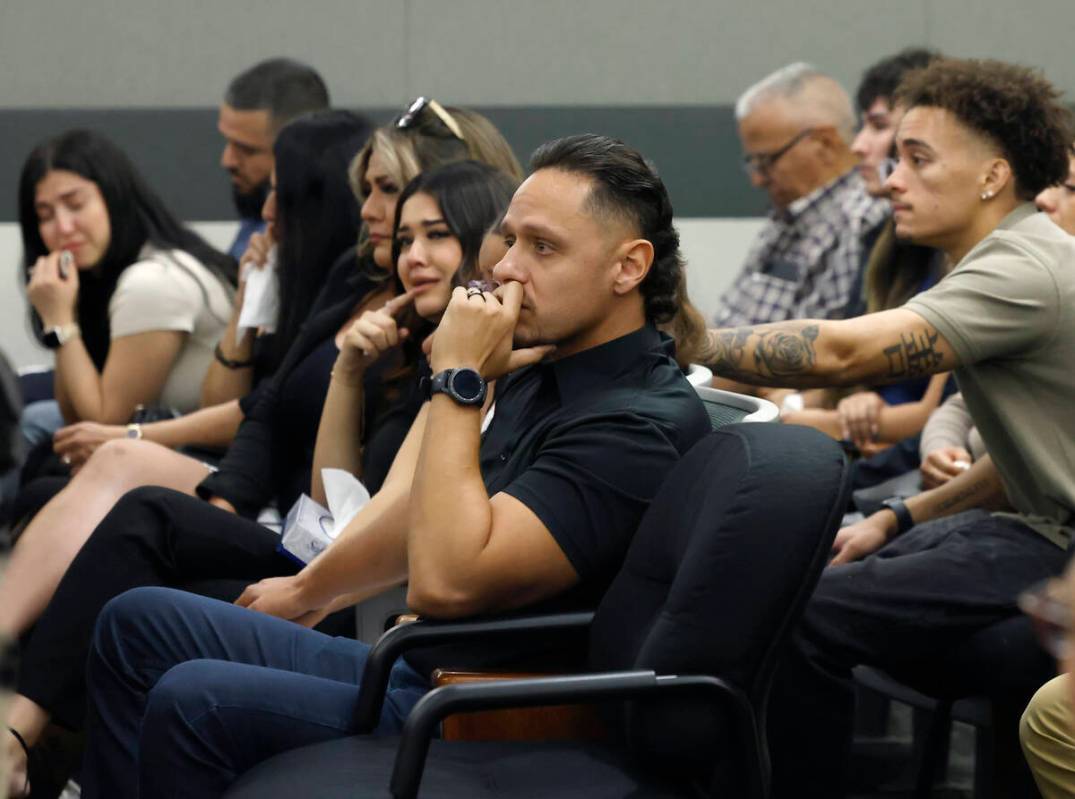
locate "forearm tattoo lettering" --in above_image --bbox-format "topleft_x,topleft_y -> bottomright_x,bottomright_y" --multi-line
883,327 -> 943,379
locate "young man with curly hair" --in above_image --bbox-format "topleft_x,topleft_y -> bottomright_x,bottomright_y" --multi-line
698,58 -> 1075,796
76,134 -> 709,798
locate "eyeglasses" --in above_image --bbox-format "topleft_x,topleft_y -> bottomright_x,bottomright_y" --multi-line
741,128 -> 816,177
395,97 -> 465,142
1019,577 -> 1070,659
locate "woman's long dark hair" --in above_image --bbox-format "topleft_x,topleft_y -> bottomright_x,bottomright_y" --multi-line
18,129 -> 237,369
268,110 -> 371,368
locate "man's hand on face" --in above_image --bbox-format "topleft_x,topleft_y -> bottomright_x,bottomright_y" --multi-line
430,282 -> 553,379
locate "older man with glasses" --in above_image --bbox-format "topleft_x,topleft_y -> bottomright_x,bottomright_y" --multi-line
713,62 -> 889,333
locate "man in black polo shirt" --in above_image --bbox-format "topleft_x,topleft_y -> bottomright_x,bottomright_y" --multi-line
79,134 -> 709,798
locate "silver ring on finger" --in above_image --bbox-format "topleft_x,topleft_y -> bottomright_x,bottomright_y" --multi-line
466,288 -> 486,302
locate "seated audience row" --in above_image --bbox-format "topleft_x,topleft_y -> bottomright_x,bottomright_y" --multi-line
3,96 -> 525,796
5,50 -> 1075,799
697,58 -> 1074,797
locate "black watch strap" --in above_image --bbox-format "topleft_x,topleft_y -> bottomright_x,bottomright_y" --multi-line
881,497 -> 915,535
427,368 -> 486,406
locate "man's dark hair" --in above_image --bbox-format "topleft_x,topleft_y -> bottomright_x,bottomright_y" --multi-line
529,134 -> 682,325
855,48 -> 940,113
224,58 -> 330,129
896,58 -> 1073,199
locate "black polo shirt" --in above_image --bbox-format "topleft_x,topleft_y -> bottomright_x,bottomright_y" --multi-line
407,323 -> 709,675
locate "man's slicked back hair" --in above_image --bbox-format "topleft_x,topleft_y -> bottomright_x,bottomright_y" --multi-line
224,58 -> 330,131
895,58 -> 1073,199
855,47 -> 940,113
529,133 -> 683,325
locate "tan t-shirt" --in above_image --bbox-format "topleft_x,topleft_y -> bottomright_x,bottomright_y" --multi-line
108,246 -> 234,414
906,203 -> 1075,549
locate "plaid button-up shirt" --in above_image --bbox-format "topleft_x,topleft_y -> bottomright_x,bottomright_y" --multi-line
713,168 -> 890,328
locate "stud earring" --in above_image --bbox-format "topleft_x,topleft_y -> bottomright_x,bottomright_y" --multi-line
981,191 -> 994,200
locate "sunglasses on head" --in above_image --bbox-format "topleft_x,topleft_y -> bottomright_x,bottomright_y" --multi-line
395,97 -> 465,142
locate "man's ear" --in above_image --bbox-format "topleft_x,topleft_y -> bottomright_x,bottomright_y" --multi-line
811,125 -> 842,165
612,239 -> 654,296
981,157 -> 1013,200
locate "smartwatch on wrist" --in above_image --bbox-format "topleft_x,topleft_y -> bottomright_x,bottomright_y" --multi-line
881,497 -> 915,535
426,367 -> 487,407
42,323 -> 81,350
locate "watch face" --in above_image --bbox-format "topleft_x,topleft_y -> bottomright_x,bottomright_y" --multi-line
450,369 -> 484,402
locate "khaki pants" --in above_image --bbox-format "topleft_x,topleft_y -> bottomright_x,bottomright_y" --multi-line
1021,674 -> 1075,799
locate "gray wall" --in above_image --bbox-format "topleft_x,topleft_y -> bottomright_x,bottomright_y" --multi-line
2,0 -> 1074,369
3,0 -> 1075,108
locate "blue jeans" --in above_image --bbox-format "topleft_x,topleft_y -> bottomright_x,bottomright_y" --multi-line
20,399 -> 64,447
82,587 -> 429,799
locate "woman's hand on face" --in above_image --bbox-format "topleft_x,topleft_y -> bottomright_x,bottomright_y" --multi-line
239,231 -> 273,273
334,290 -> 417,381
52,421 -> 126,470
27,251 -> 79,326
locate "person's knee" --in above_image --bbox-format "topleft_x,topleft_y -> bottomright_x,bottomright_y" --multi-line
1021,674 -> 1072,756
81,440 -> 160,486
104,484 -> 181,527
143,660 -> 219,736
91,587 -> 177,669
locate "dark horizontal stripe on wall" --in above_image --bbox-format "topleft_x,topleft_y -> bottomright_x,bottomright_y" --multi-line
0,106 -> 770,223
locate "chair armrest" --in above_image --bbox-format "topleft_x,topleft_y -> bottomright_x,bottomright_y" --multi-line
353,610 -> 595,731
388,671 -> 746,799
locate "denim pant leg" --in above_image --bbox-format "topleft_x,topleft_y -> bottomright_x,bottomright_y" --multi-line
19,399 -> 64,447
768,510 -> 1069,798
83,586 -> 429,799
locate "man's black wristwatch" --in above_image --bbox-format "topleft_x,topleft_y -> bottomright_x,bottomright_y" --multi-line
426,367 -> 487,407
881,497 -> 915,535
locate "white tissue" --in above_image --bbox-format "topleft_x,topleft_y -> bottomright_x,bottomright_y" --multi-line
237,246 -> 280,335
321,468 -> 371,539
278,469 -> 371,565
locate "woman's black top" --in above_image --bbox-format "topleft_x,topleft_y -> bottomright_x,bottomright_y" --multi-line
198,251 -> 425,517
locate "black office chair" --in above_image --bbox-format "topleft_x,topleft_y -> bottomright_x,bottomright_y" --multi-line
694,384 -> 779,428
227,423 -> 850,799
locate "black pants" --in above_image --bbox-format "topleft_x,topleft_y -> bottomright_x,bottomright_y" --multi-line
767,509 -> 1069,798
17,486 -> 350,730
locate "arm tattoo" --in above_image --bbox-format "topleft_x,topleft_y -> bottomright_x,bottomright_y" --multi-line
703,324 -> 820,382
705,328 -> 753,377
754,325 -> 819,378
883,327 -> 944,379
935,478 -> 989,514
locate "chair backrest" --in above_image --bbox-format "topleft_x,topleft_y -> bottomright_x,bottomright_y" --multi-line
685,363 -> 713,387
588,423 -> 849,777
694,384 -> 779,428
